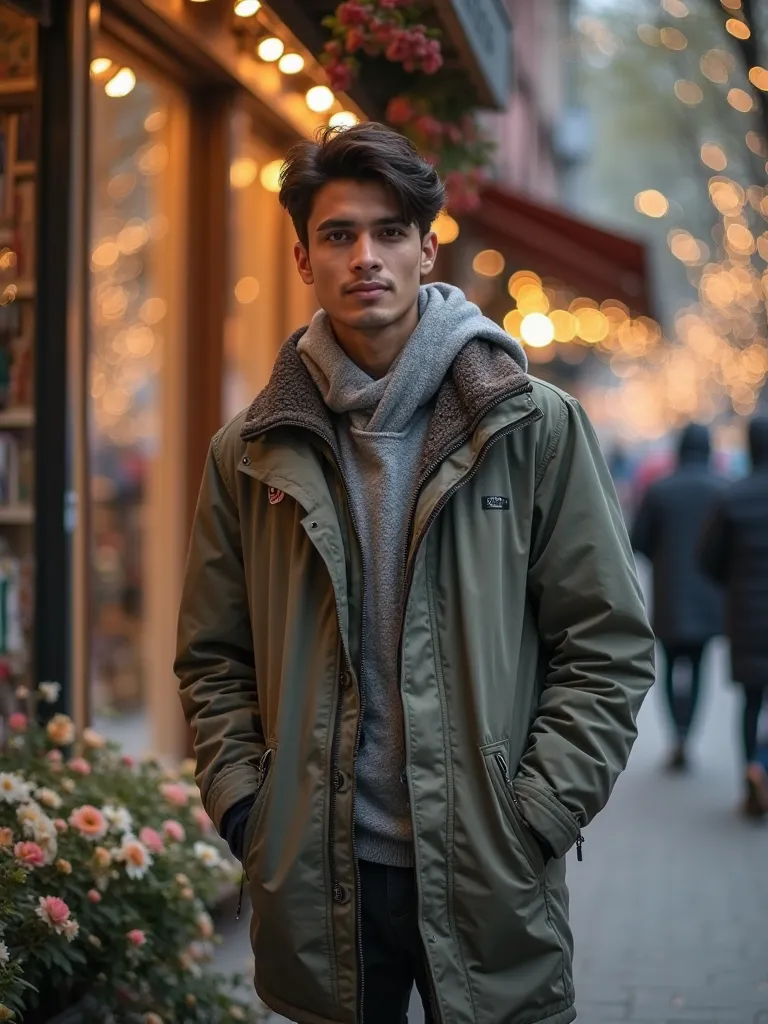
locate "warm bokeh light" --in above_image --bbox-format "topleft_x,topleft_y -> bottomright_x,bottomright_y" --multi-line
749,66 -> 768,91
746,132 -> 768,157
668,229 -> 707,264
700,143 -> 727,171
235,276 -> 261,303
503,310 -> 523,338
472,249 -> 505,277
709,177 -> 745,214
720,0 -> 742,8
278,53 -> 305,74
725,18 -> 750,40
105,67 -> 136,98
520,312 -> 554,348
637,24 -> 660,46
234,0 -> 261,15
507,270 -> 542,298
660,27 -> 687,50
432,211 -> 459,245
259,159 -> 284,192
726,223 -> 755,255
674,80 -> 703,105
727,88 -> 754,113
550,309 -> 577,342
257,37 -> 285,62
329,110 -> 358,129
575,308 -> 609,343
516,284 -> 550,316
700,50 -> 731,84
90,57 -> 113,76
661,0 -> 688,15
230,157 -> 259,189
144,109 -> 167,132
306,85 -> 335,112
635,189 -> 668,217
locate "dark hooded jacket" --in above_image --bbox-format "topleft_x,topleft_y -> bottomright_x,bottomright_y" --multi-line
699,417 -> 768,688
632,424 -> 725,646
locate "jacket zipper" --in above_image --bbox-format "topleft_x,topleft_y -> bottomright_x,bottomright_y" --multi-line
494,752 -> 585,862
241,420 -> 368,1019
236,747 -> 275,920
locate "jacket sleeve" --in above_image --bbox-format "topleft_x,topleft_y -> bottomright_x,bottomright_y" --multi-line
175,436 -> 265,834
514,396 -> 656,859
698,499 -> 729,585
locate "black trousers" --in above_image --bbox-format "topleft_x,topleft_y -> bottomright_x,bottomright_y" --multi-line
661,642 -> 706,741
742,685 -> 767,765
359,860 -> 436,1024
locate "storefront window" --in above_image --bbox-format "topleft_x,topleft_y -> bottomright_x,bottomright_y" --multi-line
89,43 -> 188,754
223,109 -> 316,420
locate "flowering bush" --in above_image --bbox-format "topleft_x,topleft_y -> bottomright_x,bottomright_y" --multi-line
0,684 -> 261,1024
321,0 -> 494,212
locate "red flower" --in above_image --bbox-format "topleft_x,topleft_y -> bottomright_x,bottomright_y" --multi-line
370,18 -> 394,45
126,928 -> 146,947
422,42 -> 443,75
345,27 -> 366,53
324,39 -> 343,58
414,115 -> 442,141
8,712 -> 27,732
386,96 -> 414,125
337,1 -> 368,27
444,123 -> 462,145
326,61 -> 355,92
14,841 -> 46,867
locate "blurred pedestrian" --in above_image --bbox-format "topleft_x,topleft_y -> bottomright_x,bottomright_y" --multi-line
699,416 -> 768,818
632,424 -> 725,770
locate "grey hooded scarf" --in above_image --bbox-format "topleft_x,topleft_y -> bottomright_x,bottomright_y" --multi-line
298,282 -> 527,866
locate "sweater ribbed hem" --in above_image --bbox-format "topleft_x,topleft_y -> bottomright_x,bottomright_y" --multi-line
356,829 -> 415,868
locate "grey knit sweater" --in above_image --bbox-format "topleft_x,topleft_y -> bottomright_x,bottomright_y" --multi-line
298,283 -> 527,867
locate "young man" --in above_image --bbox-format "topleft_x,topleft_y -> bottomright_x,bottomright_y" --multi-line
699,416 -> 768,818
631,423 -> 725,770
176,122 -> 655,1024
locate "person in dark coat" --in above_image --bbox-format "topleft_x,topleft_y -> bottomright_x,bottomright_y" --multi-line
632,423 -> 725,769
699,416 -> 768,817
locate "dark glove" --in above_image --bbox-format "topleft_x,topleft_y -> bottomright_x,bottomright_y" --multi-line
221,795 -> 255,862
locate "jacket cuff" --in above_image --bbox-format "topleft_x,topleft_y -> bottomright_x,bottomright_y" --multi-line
205,763 -> 265,834
512,776 -> 582,860
221,794 -> 256,862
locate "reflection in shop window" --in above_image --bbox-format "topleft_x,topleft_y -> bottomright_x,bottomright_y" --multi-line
89,49 -> 186,753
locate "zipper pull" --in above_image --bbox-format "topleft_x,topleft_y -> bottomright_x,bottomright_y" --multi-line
576,830 -> 585,862
236,869 -> 245,920
494,752 -> 512,785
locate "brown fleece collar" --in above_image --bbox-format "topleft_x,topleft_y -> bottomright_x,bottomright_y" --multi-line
241,327 -> 531,479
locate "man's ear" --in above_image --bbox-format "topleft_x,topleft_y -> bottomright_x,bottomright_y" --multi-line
294,241 -> 314,285
420,230 -> 438,278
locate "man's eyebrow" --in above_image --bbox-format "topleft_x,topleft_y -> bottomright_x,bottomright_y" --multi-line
315,215 -> 409,232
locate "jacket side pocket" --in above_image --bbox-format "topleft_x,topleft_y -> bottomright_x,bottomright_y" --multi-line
484,746 -> 546,880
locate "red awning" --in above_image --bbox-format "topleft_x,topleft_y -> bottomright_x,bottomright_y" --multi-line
467,184 -> 652,316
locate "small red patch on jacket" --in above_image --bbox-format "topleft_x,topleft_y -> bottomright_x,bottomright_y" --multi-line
268,487 -> 285,505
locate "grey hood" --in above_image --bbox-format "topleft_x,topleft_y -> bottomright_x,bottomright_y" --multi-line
297,281 -> 527,434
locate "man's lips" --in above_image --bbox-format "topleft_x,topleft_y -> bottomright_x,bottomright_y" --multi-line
346,282 -> 390,297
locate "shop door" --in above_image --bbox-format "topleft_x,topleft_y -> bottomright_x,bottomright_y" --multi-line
88,39 -> 189,758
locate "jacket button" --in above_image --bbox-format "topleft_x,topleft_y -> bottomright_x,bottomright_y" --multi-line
334,770 -> 347,792
333,882 -> 349,904
241,456 -> 251,465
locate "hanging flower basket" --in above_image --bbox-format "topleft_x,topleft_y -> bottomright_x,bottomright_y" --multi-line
321,0 -> 496,213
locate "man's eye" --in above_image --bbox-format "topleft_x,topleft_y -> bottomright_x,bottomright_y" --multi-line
381,228 -> 404,237
327,231 -> 349,242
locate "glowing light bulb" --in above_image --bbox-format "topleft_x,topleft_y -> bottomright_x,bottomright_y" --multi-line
90,57 -> 112,76
257,37 -> 284,62
278,53 -> 305,74
306,86 -> 335,112
234,0 -> 261,15
329,110 -> 359,129
105,67 -> 136,98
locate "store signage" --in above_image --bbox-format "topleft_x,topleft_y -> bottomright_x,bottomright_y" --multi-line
439,0 -> 511,109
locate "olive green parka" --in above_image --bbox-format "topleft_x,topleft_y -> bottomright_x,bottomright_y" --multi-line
175,331 -> 655,1024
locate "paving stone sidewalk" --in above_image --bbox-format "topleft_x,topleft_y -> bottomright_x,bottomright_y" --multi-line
214,640 -> 768,1023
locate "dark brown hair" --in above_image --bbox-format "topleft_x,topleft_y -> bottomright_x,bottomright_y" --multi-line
279,122 -> 445,248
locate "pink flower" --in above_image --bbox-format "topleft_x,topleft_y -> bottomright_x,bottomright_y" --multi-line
8,712 -> 27,732
69,805 -> 108,841
126,929 -> 146,947
414,115 -> 442,141
193,807 -> 213,834
422,46 -> 443,75
444,123 -> 462,145
53,819 -> 68,833
345,27 -> 366,53
68,757 -> 92,776
326,60 -> 354,93
87,889 -> 102,904
139,827 -> 164,855
159,782 -> 189,807
36,895 -> 73,934
46,749 -> 63,763
14,841 -> 46,867
370,18 -> 395,45
337,1 -> 368,27
162,819 -> 185,843
121,755 -> 136,769
323,39 -> 342,59
386,96 -> 414,125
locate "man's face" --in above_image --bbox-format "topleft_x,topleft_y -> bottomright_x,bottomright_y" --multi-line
294,179 -> 437,334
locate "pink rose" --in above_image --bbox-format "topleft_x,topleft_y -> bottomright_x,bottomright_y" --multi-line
139,827 -> 164,855
326,61 -> 354,93
87,889 -> 102,904
36,895 -> 72,932
53,819 -> 68,833
337,1 -> 368,27
127,929 -> 146,946
159,782 -> 189,807
47,749 -> 63,763
121,755 -> 136,769
345,27 -> 366,53
193,807 -> 213,834
162,820 -> 185,843
8,712 -> 27,732
14,841 -> 46,867
68,757 -> 92,776
414,115 -> 442,141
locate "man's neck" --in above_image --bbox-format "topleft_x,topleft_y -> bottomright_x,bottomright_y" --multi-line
329,301 -> 419,380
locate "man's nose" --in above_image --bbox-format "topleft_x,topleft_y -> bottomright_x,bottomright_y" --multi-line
350,234 -> 382,272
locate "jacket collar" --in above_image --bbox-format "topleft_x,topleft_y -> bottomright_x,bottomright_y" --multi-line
241,326 -> 532,479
